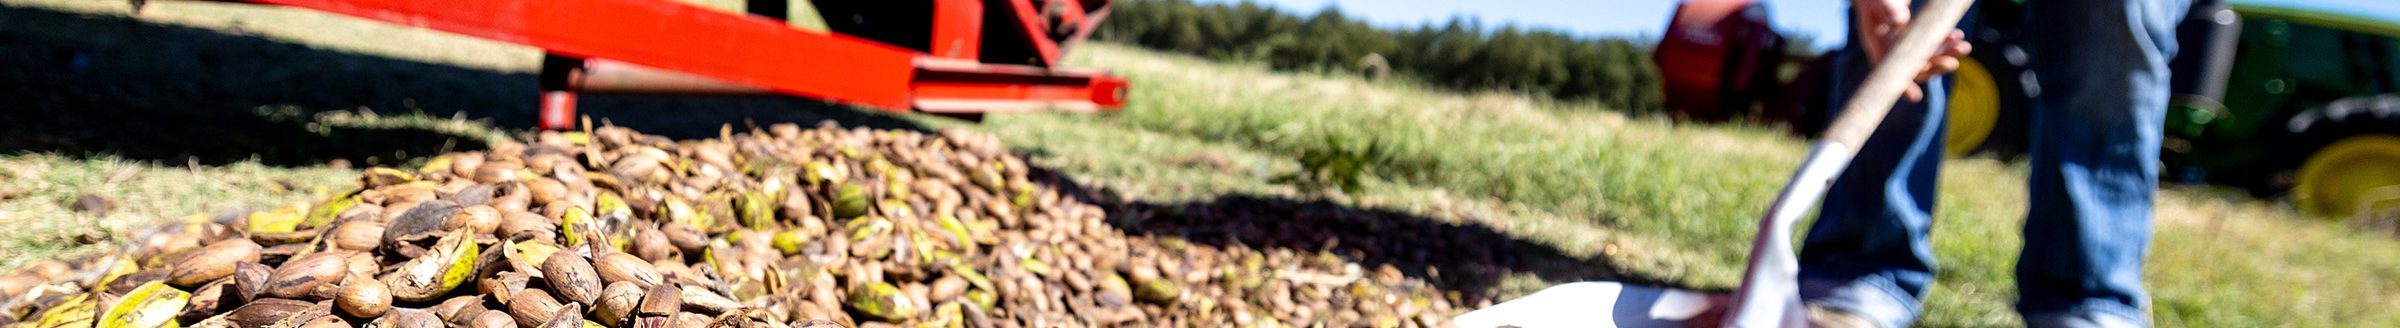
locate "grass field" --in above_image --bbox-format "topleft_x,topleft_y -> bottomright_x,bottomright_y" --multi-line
1,1 -> 2395,326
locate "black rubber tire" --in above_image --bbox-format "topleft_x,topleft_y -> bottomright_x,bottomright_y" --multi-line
1957,36 -> 2035,159
2265,94 -> 2400,197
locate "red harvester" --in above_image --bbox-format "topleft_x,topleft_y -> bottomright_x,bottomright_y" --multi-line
184,0 -> 1129,129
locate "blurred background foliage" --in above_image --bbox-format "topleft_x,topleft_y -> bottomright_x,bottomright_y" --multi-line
1096,0 -> 1667,113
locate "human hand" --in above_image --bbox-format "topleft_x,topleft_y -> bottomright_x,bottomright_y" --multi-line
1854,0 -> 1972,102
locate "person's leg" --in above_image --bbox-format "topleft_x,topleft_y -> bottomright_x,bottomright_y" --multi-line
1795,3 -> 1954,327
2018,0 -> 2185,326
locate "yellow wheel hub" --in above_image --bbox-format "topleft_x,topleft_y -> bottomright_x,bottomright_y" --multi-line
1945,57 -> 2002,157
2295,134 -> 2400,220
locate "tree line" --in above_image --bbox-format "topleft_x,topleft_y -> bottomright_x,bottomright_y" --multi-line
1094,0 -> 1665,113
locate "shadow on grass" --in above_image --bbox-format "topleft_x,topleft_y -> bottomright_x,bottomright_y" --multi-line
0,4 -> 931,167
1030,168 -> 1652,306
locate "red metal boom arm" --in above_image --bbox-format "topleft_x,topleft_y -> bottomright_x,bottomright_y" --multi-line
235,0 -> 1127,128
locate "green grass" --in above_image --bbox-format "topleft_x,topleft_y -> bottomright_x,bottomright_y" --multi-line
0,105 -> 508,269
0,154 -> 354,269
0,0 -> 2394,326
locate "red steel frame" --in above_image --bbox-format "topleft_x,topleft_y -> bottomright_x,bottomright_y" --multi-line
238,0 -> 1127,129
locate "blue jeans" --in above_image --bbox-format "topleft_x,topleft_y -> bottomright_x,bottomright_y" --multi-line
1798,0 -> 2185,326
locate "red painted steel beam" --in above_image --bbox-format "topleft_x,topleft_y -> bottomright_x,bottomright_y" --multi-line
911,58 -> 1125,114
552,57 -> 1128,114
248,0 -> 921,109
1000,0 -> 1063,66
931,0 -> 985,60
1059,2 -> 1109,51
233,0 -> 1126,129
573,59 -> 770,94
1048,0 -> 1088,33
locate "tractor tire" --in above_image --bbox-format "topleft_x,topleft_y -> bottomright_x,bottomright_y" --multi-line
2278,94 -> 2400,221
1944,42 -> 2034,159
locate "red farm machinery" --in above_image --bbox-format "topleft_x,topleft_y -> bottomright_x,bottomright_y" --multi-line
188,0 -> 1130,129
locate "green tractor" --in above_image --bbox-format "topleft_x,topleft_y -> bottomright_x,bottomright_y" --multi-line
1662,0 -> 2400,221
1947,0 -> 2400,220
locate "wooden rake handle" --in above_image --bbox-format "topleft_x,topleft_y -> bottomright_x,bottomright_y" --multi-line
1818,0 -> 1976,157
1718,0 -> 1976,327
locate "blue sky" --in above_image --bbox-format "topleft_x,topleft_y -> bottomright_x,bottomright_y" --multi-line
1201,0 -> 2400,51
